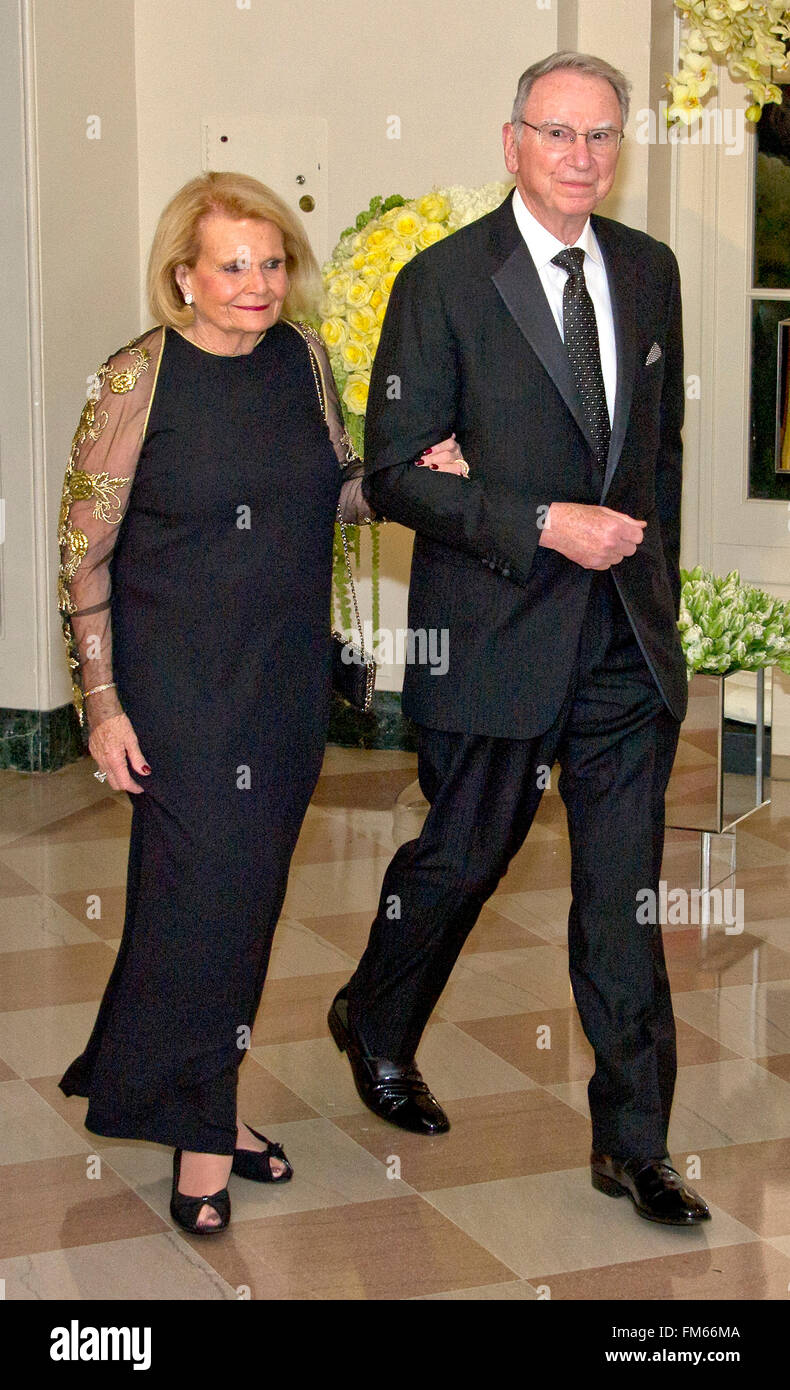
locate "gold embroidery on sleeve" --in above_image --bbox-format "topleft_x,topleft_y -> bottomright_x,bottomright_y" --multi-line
57,339 -> 149,724
106,345 -> 149,395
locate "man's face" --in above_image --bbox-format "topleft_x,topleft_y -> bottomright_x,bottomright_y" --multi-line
502,70 -> 623,240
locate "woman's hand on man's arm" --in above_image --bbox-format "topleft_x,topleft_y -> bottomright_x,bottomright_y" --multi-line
415,434 -> 469,476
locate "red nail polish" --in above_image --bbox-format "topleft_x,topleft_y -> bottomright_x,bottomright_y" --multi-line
423,447 -> 433,455
142,764 -> 151,774
429,462 -> 439,470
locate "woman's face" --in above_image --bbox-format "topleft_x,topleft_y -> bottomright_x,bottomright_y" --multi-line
176,213 -> 290,343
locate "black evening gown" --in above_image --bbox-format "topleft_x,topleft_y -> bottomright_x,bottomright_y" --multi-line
59,323 -> 342,1153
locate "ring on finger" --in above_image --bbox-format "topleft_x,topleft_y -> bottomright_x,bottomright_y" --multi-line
94,769 -> 108,782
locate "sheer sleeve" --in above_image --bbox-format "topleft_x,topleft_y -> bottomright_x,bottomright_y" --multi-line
57,328 -> 163,733
289,321 -> 374,526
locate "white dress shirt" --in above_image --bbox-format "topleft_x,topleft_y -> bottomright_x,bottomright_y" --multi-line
511,189 -> 617,427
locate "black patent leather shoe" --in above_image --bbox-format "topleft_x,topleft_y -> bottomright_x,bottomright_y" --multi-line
591,1152 -> 711,1226
328,989 -> 450,1135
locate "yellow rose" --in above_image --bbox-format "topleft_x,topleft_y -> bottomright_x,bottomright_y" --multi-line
346,278 -> 373,307
342,374 -> 370,415
341,337 -> 372,372
364,248 -> 391,269
319,316 -> 348,351
348,304 -> 378,336
369,289 -> 383,310
389,260 -> 407,277
391,210 -> 424,239
359,264 -> 383,286
365,227 -> 397,253
326,271 -> 351,302
380,270 -> 399,296
416,221 -> 448,250
416,193 -> 451,222
350,252 -> 366,271
390,237 -> 418,262
375,302 -> 388,324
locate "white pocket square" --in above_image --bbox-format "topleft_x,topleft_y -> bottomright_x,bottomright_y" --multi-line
645,342 -> 662,366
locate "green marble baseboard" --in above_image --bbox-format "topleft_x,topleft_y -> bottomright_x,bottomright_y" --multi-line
0,705 -> 84,772
0,693 -> 413,773
327,690 -> 415,750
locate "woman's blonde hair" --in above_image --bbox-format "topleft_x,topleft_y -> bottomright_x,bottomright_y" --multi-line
147,170 -> 322,327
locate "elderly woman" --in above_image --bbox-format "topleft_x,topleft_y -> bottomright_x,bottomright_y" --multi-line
57,171 -> 464,1234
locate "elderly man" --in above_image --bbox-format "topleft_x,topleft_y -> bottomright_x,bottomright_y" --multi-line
329,51 -> 710,1226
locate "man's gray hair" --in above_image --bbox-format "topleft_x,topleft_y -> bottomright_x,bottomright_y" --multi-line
510,51 -> 632,138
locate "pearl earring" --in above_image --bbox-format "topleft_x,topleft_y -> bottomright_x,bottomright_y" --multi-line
184,292 -> 194,306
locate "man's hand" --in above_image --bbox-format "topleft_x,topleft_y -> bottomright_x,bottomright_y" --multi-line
538,502 -> 646,570
88,712 -> 151,793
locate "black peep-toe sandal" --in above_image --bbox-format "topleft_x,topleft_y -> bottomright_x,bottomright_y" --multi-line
231,1124 -> 294,1183
170,1149 -> 231,1234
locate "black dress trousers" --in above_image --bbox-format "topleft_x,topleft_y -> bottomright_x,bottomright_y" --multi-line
347,571 -> 681,1157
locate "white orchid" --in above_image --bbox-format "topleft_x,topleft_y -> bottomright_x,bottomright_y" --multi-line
670,1 -> 790,125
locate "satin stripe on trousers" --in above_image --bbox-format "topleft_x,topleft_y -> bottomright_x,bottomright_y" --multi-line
347,571 -> 681,1156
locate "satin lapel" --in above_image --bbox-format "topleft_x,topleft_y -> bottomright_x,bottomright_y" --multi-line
594,218 -> 637,500
491,241 -> 595,454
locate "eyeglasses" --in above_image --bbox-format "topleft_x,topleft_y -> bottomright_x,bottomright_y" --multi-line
519,121 -> 624,152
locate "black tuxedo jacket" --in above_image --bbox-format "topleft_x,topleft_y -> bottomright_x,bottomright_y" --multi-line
363,195 -> 688,738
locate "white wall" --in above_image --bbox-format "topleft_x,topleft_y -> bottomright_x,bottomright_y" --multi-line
576,0 -> 653,232
133,0 -> 563,689
36,0 -> 141,712
133,0 -> 559,293
0,0 -> 140,715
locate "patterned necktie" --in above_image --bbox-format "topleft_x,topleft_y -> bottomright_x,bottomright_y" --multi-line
551,247 -> 611,469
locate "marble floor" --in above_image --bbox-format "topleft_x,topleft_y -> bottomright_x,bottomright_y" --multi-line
0,747 -> 789,1302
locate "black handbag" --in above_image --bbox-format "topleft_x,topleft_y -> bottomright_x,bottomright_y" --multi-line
288,320 -> 376,712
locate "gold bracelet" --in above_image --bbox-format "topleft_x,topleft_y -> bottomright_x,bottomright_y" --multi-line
83,682 -> 116,699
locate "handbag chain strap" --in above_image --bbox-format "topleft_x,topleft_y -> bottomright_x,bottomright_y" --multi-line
287,320 -> 368,653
